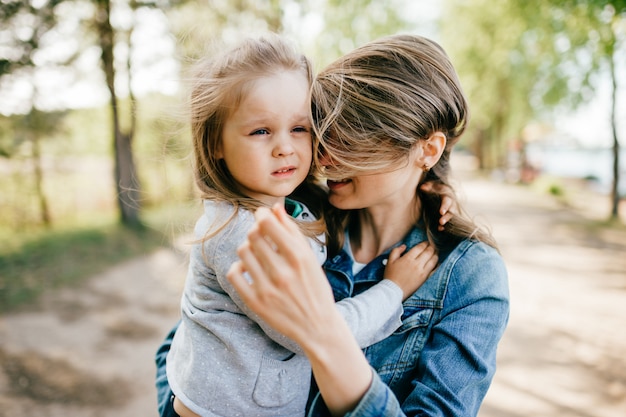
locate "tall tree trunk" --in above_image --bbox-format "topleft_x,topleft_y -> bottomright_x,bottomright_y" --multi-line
608,41 -> 621,221
95,0 -> 141,227
31,131 -> 51,227
473,129 -> 486,170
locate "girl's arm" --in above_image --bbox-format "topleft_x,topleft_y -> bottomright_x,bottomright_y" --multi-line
334,241 -> 438,348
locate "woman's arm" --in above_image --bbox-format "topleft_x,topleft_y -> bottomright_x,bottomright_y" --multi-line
227,205 -> 376,415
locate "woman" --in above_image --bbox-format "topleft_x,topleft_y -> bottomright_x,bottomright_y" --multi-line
228,34 -> 509,416
162,34 -> 437,417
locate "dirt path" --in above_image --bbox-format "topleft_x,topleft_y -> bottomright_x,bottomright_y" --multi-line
0,245 -> 188,417
1,178 -> 625,417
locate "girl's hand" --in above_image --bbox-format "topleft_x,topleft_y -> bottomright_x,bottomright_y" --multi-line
420,181 -> 455,231
385,242 -> 438,300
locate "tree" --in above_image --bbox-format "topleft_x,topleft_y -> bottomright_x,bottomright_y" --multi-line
299,0 -> 413,66
91,0 -> 141,227
574,0 -> 625,220
442,0 -> 624,221
0,0 -> 71,227
168,0 -> 285,62
441,0 -> 584,170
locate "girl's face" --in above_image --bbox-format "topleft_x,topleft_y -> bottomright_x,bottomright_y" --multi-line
218,71 -> 312,206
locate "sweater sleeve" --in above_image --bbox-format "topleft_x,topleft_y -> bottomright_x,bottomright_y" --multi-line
335,279 -> 403,348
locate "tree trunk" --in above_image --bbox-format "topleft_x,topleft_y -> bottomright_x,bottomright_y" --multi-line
31,131 -> 51,227
608,42 -> 621,221
473,129 -> 486,170
95,0 -> 141,227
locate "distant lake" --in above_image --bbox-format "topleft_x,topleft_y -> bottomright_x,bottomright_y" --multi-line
526,145 -> 626,195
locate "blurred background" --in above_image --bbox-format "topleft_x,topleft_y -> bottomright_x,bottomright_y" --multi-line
0,0 -> 625,416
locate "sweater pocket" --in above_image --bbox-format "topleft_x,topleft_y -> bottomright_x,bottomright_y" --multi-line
252,352 -> 310,413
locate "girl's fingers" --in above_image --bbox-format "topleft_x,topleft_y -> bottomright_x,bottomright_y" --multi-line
440,196 -> 453,216
403,241 -> 429,259
387,244 -> 406,264
402,242 -> 438,270
420,181 -> 434,193
425,253 -> 439,271
440,212 -> 453,226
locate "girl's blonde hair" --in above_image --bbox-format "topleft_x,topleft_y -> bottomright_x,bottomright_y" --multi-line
189,34 -> 326,239
311,34 -> 497,255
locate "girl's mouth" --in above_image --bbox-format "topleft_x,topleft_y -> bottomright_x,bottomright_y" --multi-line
273,167 -> 296,176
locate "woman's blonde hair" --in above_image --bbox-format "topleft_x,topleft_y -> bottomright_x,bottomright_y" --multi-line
311,34 -> 497,255
189,34 -> 326,239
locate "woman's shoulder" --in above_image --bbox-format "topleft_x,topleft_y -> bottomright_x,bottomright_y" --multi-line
440,239 -> 508,294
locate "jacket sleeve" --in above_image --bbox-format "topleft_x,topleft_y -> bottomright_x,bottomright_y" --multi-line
308,244 -> 510,417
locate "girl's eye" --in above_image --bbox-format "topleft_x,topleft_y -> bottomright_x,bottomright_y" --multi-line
251,128 -> 270,135
293,126 -> 310,133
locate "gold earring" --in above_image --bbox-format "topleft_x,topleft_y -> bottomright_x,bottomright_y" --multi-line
423,164 -> 430,172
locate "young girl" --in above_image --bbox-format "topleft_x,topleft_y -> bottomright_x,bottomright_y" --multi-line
165,34 -> 439,417
229,34 -> 510,416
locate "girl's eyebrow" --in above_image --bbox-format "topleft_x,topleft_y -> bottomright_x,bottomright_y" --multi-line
292,112 -> 311,124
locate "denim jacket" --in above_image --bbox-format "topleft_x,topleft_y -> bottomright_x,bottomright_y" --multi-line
307,226 -> 510,417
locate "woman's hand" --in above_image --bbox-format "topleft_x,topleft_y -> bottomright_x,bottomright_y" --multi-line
227,204 -> 338,345
227,204 -> 374,416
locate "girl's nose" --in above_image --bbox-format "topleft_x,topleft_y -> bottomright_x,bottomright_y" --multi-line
273,133 -> 295,157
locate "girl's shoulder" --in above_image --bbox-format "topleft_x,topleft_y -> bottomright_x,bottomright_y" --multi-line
194,200 -> 254,241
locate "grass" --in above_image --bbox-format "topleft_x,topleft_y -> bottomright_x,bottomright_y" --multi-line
0,202 -> 200,314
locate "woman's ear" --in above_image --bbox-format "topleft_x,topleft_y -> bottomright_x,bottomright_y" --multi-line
418,132 -> 446,170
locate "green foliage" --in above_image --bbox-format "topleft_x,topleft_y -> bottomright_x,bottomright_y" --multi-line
0,198 -> 201,312
304,0 -> 412,66
168,0 -> 286,63
0,0 -> 75,90
0,0 -> 68,75
441,0 -> 625,170
549,183 -> 565,197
